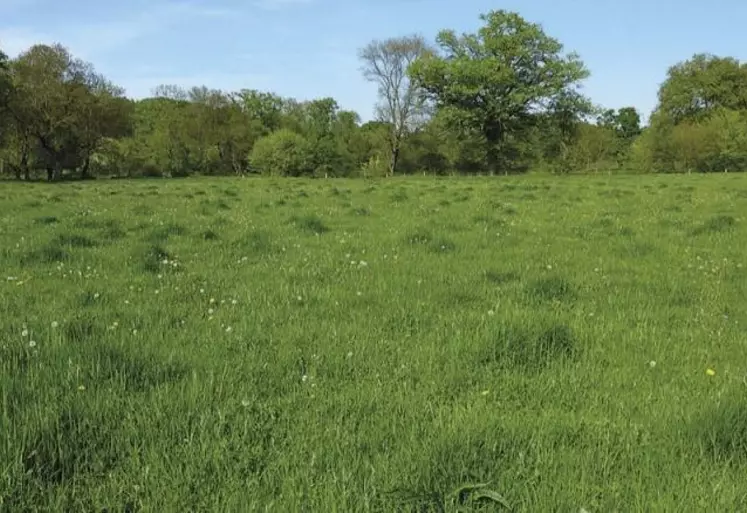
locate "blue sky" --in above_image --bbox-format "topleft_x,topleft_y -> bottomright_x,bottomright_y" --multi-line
1,0 -> 746,122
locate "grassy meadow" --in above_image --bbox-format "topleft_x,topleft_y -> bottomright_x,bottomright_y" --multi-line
1,174 -> 747,511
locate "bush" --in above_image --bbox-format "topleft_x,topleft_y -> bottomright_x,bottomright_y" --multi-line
249,129 -> 314,177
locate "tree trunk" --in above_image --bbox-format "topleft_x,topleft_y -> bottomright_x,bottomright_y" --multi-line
81,155 -> 91,180
46,167 -> 54,182
389,146 -> 400,177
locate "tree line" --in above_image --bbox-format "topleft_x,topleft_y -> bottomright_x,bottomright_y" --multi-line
1,10 -> 746,181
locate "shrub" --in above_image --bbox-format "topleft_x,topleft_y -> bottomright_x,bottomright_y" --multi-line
249,129 -> 314,177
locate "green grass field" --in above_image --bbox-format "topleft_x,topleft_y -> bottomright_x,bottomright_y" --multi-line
1,174 -> 746,511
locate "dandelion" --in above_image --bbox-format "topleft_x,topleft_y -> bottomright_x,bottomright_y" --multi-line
28,340 -> 37,348
706,368 -> 716,376
21,329 -> 29,337
200,288 -> 205,294
481,390 -> 490,396
93,293 -> 100,299
547,265 -> 553,270
241,399 -> 251,408
347,351 -> 353,358
210,298 -> 216,304
357,291 -> 362,296
231,299 -> 238,305
78,385 -> 86,391
51,321 -> 59,329
297,296 -> 303,302
488,310 -> 495,316
208,308 -> 214,315
359,260 -> 368,267
225,326 -> 233,333
649,360 -> 657,368
301,374 -> 308,383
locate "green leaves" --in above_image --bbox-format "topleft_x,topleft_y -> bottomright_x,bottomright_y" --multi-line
657,54 -> 747,125
409,9 -> 590,173
249,129 -> 314,177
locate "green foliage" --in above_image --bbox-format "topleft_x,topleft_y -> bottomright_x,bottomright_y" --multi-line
657,54 -> 747,124
249,129 -> 314,176
2,15 -> 747,179
409,10 -> 590,173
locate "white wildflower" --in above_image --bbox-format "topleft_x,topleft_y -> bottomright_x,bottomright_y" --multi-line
21,329 -> 29,337
28,340 -> 36,348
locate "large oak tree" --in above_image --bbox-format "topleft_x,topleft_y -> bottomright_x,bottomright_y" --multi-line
409,10 -> 590,173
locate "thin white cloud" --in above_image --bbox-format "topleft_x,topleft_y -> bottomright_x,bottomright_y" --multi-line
0,1 -> 239,59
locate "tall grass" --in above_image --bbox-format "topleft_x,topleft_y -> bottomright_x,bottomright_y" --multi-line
1,174 -> 746,511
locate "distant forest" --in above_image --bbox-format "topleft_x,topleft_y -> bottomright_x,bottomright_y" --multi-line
1,9 -> 746,181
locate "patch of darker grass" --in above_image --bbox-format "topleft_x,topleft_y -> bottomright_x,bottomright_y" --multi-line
99,220 -> 127,241
389,426 -> 528,511
406,229 -> 433,246
55,233 -> 98,248
292,214 -> 329,235
351,207 -> 371,216
216,199 -> 231,210
236,229 -> 274,256
141,244 -> 173,273
390,189 -> 409,203
34,216 -> 59,225
526,276 -> 577,304
484,270 -> 520,285
202,229 -> 220,241
78,290 -> 108,308
64,315 -> 106,344
132,205 -> 153,216
692,390 -> 747,466
618,239 -> 655,258
430,238 -> 457,253
404,229 -> 456,253
24,399 -> 128,486
88,345 -> 189,392
691,214 -> 737,235
480,322 -> 578,370
149,223 -> 188,243
21,244 -> 68,266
